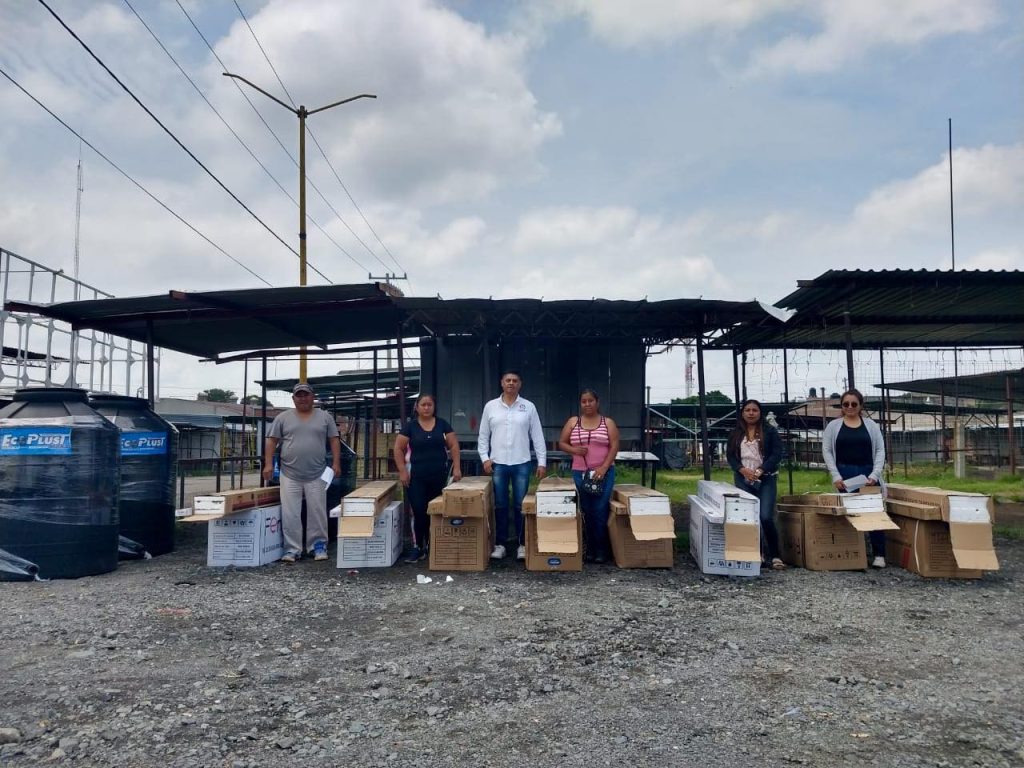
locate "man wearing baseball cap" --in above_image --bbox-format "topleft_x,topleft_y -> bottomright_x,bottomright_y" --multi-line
263,382 -> 342,562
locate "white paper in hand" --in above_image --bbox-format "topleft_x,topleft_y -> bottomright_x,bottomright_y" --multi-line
843,474 -> 869,491
320,466 -> 335,489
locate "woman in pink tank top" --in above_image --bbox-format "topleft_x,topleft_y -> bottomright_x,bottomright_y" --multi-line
558,388 -> 620,563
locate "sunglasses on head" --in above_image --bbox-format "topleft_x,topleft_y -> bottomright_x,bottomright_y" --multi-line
841,400 -> 859,408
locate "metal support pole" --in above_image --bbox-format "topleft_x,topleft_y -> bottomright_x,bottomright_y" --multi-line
146,320 -> 156,409
396,323 -> 407,424
732,350 -> 741,413
1008,374 -> 1016,476
696,328 -> 711,481
641,352 -> 649,486
844,311 -> 855,390
260,356 -> 268,487
239,358 -> 248,488
940,381 -> 948,463
878,348 -> 890,477
740,351 -> 748,402
372,350 -> 379,479
783,344 -> 793,495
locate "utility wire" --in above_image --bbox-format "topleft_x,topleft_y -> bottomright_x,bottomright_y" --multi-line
0,65 -> 272,287
175,1 -> 372,278
232,0 -> 408,278
123,0 -> 369,275
35,0 -> 333,282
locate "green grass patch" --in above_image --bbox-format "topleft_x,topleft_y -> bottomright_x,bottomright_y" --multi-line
994,525 -> 1024,540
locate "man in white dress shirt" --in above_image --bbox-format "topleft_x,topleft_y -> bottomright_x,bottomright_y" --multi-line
478,370 -> 547,560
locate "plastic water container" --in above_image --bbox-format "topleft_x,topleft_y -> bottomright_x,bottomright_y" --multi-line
0,388 -> 120,578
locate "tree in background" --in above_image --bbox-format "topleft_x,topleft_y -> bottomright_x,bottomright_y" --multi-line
671,390 -> 732,405
200,388 -> 237,403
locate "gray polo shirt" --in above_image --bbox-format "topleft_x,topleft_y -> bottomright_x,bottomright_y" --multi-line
268,408 -> 339,481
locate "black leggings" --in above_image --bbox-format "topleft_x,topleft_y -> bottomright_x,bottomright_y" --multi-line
407,470 -> 446,549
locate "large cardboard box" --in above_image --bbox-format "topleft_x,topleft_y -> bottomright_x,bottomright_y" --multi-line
608,498 -> 674,568
206,505 -> 283,567
611,485 -> 675,541
193,486 -> 281,517
781,490 -> 897,533
884,485 -> 998,575
336,500 -> 403,569
523,489 -> 583,572
886,514 -> 986,579
776,507 -> 867,571
429,478 -> 493,572
340,480 -> 399,537
688,495 -> 760,577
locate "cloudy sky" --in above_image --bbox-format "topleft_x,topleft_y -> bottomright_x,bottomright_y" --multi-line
1,0 -> 1021,405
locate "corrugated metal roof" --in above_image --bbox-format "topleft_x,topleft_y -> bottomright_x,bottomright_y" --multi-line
715,269 -> 1024,350
879,368 -> 1024,402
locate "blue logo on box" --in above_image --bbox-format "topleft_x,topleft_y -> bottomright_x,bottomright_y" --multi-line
0,427 -> 72,455
449,518 -> 465,527
121,431 -> 167,455
547,557 -> 562,567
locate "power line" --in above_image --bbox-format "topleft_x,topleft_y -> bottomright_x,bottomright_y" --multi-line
0,65 -> 272,287
124,0 -> 370,276
174,1 -> 371,278
232,0 -> 408,279
35,0 -> 333,283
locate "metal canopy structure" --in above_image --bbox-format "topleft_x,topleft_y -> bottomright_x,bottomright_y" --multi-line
260,369 -> 421,397
880,369 -> 1024,403
714,269 -> 1024,350
5,283 -> 407,359
397,296 -> 776,343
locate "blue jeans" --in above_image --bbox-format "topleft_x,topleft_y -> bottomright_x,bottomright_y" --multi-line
493,461 -> 532,547
733,471 -> 779,561
837,462 -> 885,557
573,466 -> 615,560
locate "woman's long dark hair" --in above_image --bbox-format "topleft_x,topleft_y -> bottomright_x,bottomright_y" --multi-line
727,399 -> 764,459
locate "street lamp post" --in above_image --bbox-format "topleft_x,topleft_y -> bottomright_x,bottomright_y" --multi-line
223,72 -> 376,382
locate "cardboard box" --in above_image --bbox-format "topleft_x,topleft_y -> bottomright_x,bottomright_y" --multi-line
206,505 -> 283,567
778,491 -> 898,533
776,507 -> 867,571
688,495 -> 759,577
193,486 -> 281,517
611,485 -> 675,541
429,481 -> 493,572
886,514 -> 987,579
608,498 -> 674,568
337,500 -> 403,569
532,477 -> 580,556
442,476 -> 495,518
340,480 -> 399,537
522,493 -> 583,572
883,486 -> 998,573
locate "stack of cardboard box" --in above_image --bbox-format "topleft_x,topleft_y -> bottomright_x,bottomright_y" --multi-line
335,480 -> 402,568
522,476 -> 583,572
607,484 -> 674,568
427,476 -> 494,572
688,480 -> 761,577
884,484 -> 999,579
776,488 -> 896,571
181,486 -> 284,567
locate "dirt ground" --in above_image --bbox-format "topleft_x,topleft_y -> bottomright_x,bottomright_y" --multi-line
1,523 -> 1022,768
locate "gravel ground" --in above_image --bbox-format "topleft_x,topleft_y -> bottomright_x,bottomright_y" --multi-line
1,523 -> 1022,768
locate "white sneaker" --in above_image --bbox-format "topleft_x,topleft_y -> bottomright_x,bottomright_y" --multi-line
516,545 -> 526,561
490,544 -> 506,560
871,556 -> 886,568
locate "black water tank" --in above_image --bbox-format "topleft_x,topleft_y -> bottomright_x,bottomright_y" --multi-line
91,395 -> 178,556
0,387 -> 120,578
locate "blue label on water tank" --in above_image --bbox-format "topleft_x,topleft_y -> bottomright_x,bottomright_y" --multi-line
121,431 -> 167,455
0,426 -> 73,455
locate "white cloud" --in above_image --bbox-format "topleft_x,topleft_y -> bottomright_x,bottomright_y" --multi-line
749,0 -> 999,75
539,0 -> 999,74
851,143 -> 1024,242
961,247 -> 1024,271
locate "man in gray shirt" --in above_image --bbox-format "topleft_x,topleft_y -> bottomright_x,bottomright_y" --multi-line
263,382 -> 342,562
